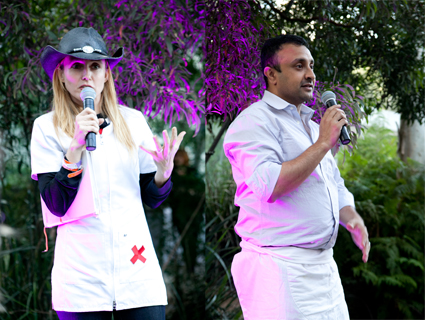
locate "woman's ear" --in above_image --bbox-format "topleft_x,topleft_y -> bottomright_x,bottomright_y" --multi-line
59,70 -> 64,82
104,61 -> 109,83
58,60 -> 65,82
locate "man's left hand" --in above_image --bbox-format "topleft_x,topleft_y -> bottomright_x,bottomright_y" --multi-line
346,219 -> 370,263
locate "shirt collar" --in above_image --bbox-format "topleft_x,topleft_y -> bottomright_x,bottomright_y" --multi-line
262,90 -> 315,120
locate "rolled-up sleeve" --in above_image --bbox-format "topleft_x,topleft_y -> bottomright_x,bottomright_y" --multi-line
223,114 -> 282,202
136,113 -> 158,175
31,116 -> 64,181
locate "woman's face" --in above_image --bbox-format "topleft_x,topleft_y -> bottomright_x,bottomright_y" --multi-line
60,56 -> 109,112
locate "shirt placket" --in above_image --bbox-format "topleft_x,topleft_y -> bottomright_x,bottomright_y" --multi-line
94,128 -> 116,308
299,111 -> 338,249
319,158 -> 339,249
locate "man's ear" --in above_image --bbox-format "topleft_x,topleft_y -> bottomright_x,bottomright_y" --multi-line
264,66 -> 277,87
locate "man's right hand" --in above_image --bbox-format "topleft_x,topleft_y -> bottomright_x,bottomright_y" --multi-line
317,105 -> 348,150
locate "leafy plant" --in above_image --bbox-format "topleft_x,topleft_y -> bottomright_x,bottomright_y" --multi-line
205,0 -> 369,160
334,123 -> 424,319
205,0 -> 273,119
205,124 -> 242,319
305,75 -> 368,157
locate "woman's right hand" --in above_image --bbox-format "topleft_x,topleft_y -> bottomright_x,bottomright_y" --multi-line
66,108 -> 104,163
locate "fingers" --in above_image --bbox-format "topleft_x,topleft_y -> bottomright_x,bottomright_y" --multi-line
361,227 -> 370,263
163,130 -> 169,159
327,105 -> 346,121
153,135 -> 162,153
176,131 -> 186,146
169,127 -> 186,153
140,128 -> 186,163
76,108 -> 100,133
362,241 -> 371,263
349,222 -> 370,263
139,144 -> 156,156
80,107 -> 96,116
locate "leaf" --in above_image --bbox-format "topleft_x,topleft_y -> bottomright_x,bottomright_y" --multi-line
165,37 -> 173,56
46,30 -> 57,41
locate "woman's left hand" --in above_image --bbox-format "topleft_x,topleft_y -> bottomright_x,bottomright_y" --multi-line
139,127 -> 186,187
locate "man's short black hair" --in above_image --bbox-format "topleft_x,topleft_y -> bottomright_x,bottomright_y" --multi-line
261,35 -> 309,88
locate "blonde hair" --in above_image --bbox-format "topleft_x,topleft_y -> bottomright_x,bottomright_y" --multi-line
51,61 -> 135,153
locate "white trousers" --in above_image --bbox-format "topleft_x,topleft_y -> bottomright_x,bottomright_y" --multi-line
231,251 -> 350,320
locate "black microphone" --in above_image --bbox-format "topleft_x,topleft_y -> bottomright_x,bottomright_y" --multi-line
80,87 -> 97,151
321,91 -> 351,145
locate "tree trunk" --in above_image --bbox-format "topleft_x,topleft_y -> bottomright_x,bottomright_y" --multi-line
397,119 -> 425,164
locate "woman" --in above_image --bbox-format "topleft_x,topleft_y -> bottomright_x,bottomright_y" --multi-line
30,27 -> 185,319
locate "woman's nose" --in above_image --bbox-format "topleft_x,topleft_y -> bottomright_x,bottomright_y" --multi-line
82,65 -> 91,80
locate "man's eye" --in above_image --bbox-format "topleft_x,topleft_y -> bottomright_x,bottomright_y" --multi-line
311,65 -> 314,70
296,65 -> 303,69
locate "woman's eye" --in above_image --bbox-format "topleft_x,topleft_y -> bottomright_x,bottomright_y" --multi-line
91,64 -> 101,70
71,63 -> 82,69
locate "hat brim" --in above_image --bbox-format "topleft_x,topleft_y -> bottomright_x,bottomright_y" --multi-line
40,46 -> 124,81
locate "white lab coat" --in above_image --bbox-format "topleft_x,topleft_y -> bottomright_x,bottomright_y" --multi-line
30,106 -> 167,312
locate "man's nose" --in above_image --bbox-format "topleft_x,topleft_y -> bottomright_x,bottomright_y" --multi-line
306,67 -> 315,81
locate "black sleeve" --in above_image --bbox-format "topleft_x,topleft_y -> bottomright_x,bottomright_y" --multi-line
37,167 -> 82,217
139,172 -> 172,209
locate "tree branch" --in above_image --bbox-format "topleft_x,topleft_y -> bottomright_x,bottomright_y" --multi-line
261,0 -> 354,29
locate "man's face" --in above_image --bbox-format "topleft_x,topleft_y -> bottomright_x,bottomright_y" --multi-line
267,44 -> 315,106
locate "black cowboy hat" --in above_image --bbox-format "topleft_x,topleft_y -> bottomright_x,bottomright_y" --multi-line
40,27 -> 124,80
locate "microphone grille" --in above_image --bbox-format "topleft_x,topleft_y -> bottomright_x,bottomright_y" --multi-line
80,87 -> 96,101
321,91 -> 336,104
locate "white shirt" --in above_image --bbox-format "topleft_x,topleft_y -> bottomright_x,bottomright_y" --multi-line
223,91 -> 355,251
31,106 -> 167,312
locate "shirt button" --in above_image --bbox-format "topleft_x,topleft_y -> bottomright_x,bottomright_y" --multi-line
296,121 -> 300,124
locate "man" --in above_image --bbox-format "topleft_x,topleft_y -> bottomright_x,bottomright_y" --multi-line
223,35 -> 370,319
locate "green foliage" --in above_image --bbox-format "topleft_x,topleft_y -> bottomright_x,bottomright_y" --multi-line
334,123 -> 424,319
262,0 -> 425,123
205,124 -> 242,319
307,77 -> 368,157
205,0 -> 273,118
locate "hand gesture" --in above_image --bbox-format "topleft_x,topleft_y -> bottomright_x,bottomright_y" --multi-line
317,105 -> 348,150
139,127 -> 186,187
66,108 -> 104,163
346,219 -> 370,263
72,108 -> 104,148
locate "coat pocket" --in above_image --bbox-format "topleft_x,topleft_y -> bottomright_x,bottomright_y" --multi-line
64,232 -> 108,285
118,222 -> 160,284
